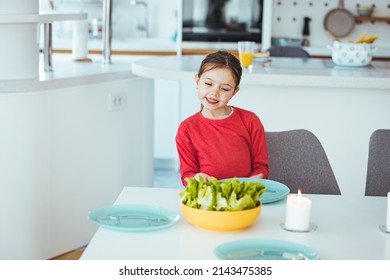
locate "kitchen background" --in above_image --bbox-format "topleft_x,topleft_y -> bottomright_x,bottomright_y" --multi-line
40,0 -> 390,51
271,0 -> 390,49
39,0 -> 390,179
40,0 -> 179,43
1,0 -> 389,260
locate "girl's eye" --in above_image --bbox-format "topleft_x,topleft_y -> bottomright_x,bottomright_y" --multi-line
222,88 -> 230,92
204,82 -> 212,86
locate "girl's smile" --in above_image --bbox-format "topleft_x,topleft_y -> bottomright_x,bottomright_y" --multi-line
205,97 -> 218,104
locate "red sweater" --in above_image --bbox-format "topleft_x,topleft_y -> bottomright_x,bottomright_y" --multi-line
176,107 -> 269,186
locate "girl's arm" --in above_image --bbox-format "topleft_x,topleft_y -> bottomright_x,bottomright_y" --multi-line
249,115 -> 269,178
175,123 -> 201,186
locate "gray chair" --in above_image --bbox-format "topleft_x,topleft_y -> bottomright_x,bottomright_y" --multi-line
365,129 -> 390,196
266,46 -> 310,58
266,129 -> 341,195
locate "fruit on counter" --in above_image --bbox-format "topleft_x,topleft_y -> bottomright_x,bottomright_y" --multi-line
355,32 -> 378,43
362,35 -> 378,43
180,176 -> 266,211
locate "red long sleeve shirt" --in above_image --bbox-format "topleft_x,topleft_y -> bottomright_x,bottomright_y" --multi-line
176,107 -> 269,186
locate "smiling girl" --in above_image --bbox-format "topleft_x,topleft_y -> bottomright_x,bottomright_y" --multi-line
175,50 -> 269,186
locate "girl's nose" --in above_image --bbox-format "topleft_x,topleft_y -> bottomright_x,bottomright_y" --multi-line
210,86 -> 219,96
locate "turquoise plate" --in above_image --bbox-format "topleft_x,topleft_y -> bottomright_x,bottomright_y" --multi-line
215,239 -> 319,260
222,178 -> 290,204
88,204 -> 180,232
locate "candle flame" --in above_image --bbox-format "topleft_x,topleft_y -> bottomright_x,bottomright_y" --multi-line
297,189 -> 302,201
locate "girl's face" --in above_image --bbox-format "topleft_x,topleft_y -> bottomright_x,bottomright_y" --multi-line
195,67 -> 239,118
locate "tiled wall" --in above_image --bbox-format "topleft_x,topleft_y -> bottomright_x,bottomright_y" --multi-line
272,0 -> 390,48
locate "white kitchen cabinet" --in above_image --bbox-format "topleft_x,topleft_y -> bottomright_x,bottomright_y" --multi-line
0,55 -> 154,259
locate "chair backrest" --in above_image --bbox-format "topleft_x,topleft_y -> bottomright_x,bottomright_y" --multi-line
365,129 -> 390,196
266,129 -> 341,195
266,46 -> 310,58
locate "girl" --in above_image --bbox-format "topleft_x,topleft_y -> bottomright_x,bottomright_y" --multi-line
175,50 -> 269,186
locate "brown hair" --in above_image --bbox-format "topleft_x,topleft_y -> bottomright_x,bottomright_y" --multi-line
197,50 -> 242,88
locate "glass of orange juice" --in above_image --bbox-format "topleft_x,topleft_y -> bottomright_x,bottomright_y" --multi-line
238,41 -> 255,69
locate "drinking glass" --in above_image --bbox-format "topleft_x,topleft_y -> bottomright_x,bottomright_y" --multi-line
238,41 -> 255,68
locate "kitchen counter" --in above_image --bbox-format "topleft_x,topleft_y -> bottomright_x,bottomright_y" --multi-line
132,55 -> 390,197
1,53 -> 154,259
0,54 -> 151,93
133,55 -> 390,89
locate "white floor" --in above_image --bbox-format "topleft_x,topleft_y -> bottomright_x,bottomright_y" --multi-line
153,169 -> 182,188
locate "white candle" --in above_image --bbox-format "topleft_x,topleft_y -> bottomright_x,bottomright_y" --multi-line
285,189 -> 312,231
72,20 -> 89,60
386,192 -> 390,232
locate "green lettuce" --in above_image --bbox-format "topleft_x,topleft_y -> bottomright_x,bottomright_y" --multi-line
180,177 -> 266,211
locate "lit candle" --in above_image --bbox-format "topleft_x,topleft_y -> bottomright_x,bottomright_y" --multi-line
386,192 -> 390,232
285,189 -> 312,231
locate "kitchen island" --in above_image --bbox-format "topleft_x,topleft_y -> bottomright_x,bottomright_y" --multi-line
133,55 -> 390,196
0,54 -> 154,259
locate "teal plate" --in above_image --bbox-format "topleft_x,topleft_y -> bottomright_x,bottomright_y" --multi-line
222,178 -> 290,204
88,204 -> 180,232
215,239 -> 319,260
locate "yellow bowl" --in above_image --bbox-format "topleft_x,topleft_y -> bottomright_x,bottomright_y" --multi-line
181,203 -> 261,231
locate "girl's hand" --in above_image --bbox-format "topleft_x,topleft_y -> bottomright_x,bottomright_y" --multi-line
250,173 -> 264,179
194,172 -> 212,182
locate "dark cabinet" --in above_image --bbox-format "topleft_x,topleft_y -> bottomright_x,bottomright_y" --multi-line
182,0 -> 263,42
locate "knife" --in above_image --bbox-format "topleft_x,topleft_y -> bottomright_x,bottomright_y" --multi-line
226,249 -> 308,260
100,215 -> 171,225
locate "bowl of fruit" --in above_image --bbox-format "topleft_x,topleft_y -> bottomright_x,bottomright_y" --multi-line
327,32 -> 378,67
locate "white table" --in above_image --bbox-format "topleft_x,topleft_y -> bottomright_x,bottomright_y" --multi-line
81,187 -> 390,260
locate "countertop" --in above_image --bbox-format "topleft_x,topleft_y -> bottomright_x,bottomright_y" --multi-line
4,53 -> 389,94
132,55 -> 390,90
0,54 -> 150,94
